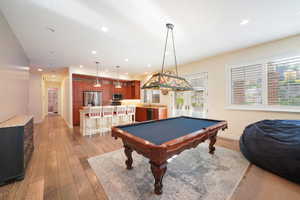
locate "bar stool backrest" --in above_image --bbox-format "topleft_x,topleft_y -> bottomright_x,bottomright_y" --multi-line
87,107 -> 103,118
116,105 -> 127,115
102,106 -> 114,116
127,105 -> 136,115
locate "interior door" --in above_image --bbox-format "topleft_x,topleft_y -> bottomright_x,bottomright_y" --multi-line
48,88 -> 58,113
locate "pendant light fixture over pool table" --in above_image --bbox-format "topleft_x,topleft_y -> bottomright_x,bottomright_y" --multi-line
142,23 -> 193,91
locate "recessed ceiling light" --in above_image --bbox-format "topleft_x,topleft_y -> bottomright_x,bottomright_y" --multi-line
101,26 -> 108,32
46,27 -> 55,33
38,68 -> 43,72
17,66 -> 30,71
124,58 -> 129,62
144,72 -> 148,74
162,16 -> 172,23
79,65 -> 84,68
147,64 -> 151,68
91,50 -> 97,55
240,19 -> 249,26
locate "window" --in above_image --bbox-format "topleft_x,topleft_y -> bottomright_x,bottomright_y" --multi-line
228,56 -> 300,112
152,90 -> 160,103
143,90 -> 160,103
231,64 -> 263,105
267,57 -> 300,106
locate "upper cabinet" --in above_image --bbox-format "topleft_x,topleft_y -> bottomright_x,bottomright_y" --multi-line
113,80 -> 140,99
130,80 -> 141,99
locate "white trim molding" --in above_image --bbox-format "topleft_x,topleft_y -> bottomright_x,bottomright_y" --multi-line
226,105 -> 300,113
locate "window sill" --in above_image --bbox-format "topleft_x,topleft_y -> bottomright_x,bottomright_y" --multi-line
225,105 -> 300,113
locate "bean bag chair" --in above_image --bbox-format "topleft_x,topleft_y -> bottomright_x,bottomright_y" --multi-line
240,120 -> 300,184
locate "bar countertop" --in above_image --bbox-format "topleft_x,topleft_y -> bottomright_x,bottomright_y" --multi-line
136,105 -> 167,109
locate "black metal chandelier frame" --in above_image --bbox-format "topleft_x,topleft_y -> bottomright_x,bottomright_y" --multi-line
142,23 -> 193,91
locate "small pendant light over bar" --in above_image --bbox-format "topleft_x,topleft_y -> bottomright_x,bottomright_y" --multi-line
142,23 -> 193,91
94,61 -> 101,87
115,66 -> 122,88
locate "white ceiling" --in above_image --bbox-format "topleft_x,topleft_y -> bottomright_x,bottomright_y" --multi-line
1,0 -> 300,75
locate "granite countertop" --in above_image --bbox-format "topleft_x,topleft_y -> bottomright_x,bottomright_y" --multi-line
137,105 -> 167,109
81,106 -> 103,110
0,115 -> 33,128
80,105 -> 167,111
80,105 -> 115,112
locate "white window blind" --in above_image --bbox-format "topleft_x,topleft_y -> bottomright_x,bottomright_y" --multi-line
152,90 -> 160,103
143,90 -> 160,103
231,64 -> 263,105
267,57 -> 300,106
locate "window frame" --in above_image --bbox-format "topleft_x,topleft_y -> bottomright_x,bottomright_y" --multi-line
142,89 -> 161,104
226,58 -> 300,113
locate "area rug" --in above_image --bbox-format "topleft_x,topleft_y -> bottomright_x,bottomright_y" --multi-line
88,143 -> 249,200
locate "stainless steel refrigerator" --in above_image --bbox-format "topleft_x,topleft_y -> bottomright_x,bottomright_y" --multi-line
83,91 -> 102,106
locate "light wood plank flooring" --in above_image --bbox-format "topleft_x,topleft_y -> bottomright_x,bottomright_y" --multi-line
0,115 -> 299,200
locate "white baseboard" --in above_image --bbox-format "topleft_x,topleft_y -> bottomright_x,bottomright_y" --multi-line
62,117 -> 73,129
218,135 -> 240,141
67,122 -> 73,129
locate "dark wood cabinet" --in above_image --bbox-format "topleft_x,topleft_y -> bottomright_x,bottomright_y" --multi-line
0,116 -> 34,185
131,80 -> 141,99
136,107 -> 148,122
136,106 -> 168,122
153,107 -> 168,120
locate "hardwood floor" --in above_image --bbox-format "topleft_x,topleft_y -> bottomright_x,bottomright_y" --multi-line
0,115 -> 299,200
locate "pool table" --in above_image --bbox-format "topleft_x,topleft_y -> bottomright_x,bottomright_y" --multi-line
111,116 -> 228,195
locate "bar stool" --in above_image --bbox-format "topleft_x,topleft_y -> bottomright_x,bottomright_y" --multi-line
102,106 -> 114,132
126,105 -> 136,123
86,107 -> 103,136
115,105 -> 128,125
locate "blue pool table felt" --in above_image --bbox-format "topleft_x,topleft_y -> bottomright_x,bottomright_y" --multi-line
118,117 -> 221,145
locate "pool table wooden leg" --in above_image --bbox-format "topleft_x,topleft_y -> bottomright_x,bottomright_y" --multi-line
209,132 -> 217,154
124,145 -> 133,170
150,161 -> 167,195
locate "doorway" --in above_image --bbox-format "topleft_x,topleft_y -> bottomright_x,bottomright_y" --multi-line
173,72 -> 208,118
48,88 -> 58,114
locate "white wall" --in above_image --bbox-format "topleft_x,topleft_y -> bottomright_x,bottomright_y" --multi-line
0,10 -> 29,123
28,73 -> 43,123
159,35 -> 300,140
61,74 -> 72,128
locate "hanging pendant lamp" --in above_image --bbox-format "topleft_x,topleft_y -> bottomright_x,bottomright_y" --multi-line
115,66 -> 122,88
94,61 -> 101,87
142,23 -> 193,91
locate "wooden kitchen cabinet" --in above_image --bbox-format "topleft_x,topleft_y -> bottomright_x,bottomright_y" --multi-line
131,80 -> 140,99
135,106 -> 168,122
72,74 -> 141,126
136,107 -> 147,122
153,107 -> 168,120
